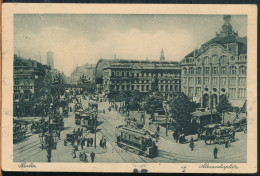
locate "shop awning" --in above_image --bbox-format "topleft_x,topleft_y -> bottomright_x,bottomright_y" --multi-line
230,100 -> 246,108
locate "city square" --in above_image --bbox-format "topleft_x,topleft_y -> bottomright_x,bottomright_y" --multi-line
12,14 -> 247,163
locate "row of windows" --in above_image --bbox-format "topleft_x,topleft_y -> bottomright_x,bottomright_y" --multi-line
183,66 -> 246,75
13,91 -> 31,101
182,77 -> 246,86
111,84 -> 180,92
111,71 -> 180,78
106,79 -> 180,84
185,54 -> 247,64
182,87 -> 246,98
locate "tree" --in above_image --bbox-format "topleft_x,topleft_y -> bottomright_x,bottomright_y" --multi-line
216,94 -> 232,124
169,93 -> 196,134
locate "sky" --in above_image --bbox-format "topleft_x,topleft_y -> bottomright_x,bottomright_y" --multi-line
14,14 -> 247,76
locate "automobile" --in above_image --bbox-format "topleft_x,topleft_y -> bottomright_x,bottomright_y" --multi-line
214,126 -> 236,144
64,132 -> 76,146
201,124 -> 221,144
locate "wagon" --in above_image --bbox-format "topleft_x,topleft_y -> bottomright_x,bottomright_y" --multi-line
64,132 -> 76,146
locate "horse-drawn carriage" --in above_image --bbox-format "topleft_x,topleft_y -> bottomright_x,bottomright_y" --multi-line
64,132 -> 76,146
201,124 -> 235,144
233,117 -> 247,132
13,119 -> 27,141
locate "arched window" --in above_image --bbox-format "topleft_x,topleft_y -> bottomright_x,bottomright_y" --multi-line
188,67 -> 194,74
204,56 -> 210,65
212,54 -> 219,64
112,72 -> 114,77
122,72 -> 125,77
212,67 -> 219,74
183,68 -> 187,75
239,66 -> 246,75
239,55 -> 245,61
126,72 -> 129,77
221,67 -> 227,74
219,55 -> 227,65
196,67 -> 202,74
229,66 -> 237,75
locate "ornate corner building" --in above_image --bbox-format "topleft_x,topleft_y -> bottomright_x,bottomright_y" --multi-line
180,15 -> 247,110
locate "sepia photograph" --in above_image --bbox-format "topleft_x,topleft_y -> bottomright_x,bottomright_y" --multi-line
2,4 -> 257,173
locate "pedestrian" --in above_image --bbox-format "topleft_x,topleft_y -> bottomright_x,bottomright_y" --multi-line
90,137 -> 94,147
214,146 -> 218,159
90,151 -> 95,163
80,139 -> 84,150
157,126 -> 160,133
82,152 -> 87,162
103,138 -> 107,149
79,152 -> 83,161
190,140 -> 194,151
72,148 -> 76,158
87,138 -> 90,147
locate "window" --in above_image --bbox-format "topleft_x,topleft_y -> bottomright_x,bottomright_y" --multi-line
136,73 -> 139,77
14,92 -> 19,101
132,73 -> 135,77
121,72 -> 125,77
229,66 -> 236,75
14,79 -> 19,85
183,68 -> 187,75
188,87 -> 194,97
196,77 -> 201,85
131,85 -> 135,90
239,66 -> 246,75
204,67 -> 210,75
117,85 -> 120,90
160,85 -> 164,91
24,90 -> 30,100
127,72 -> 130,77
229,77 -> 236,86
238,77 -> 246,86
212,55 -> 219,64
204,56 -> 210,65
189,77 -> 194,85
141,85 -> 144,91
221,67 -> 227,74
196,67 -> 202,74
146,85 -> 149,91
182,86 -> 187,94
116,72 -> 120,77
175,85 -> 179,91
170,85 -> 173,91
195,87 -> 201,96
239,55 -> 245,61
121,85 -> 125,90
212,77 -> 218,85
238,88 -> 246,98
137,85 -> 140,90
204,77 -> 209,85
219,55 -> 227,65
229,88 -> 236,98
182,77 -> 187,85
212,67 -> 219,74
111,72 -> 115,77
220,77 -> 227,85
188,67 -> 194,74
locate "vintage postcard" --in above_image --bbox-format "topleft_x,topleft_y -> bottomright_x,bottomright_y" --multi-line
1,3 -> 257,173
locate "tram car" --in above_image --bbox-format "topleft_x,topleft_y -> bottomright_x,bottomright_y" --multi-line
116,126 -> 158,157
80,111 -> 96,132
233,117 -> 247,132
75,109 -> 84,125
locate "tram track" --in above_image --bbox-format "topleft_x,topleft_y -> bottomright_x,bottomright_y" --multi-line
98,113 -> 157,163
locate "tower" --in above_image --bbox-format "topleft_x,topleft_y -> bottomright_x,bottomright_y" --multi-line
218,15 -> 238,38
47,51 -> 54,69
160,48 -> 165,61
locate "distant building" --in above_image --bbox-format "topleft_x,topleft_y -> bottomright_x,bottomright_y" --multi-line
13,54 -> 51,116
69,63 -> 96,84
96,54 -> 181,98
160,48 -> 165,62
47,51 -> 54,69
180,15 -> 247,110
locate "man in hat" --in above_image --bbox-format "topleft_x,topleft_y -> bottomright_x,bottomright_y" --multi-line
214,146 -> 218,159
90,151 -> 95,163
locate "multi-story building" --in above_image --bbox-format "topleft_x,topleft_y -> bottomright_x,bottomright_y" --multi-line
100,56 -> 181,99
13,54 -> 51,116
180,15 -> 247,109
47,51 -> 54,69
69,63 -> 96,84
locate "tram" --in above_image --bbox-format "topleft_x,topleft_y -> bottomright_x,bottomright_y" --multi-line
116,126 -> 158,157
233,117 -> 247,132
13,119 -> 27,141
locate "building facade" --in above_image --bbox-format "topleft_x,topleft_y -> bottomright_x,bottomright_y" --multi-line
102,59 -> 181,98
180,15 -> 247,109
70,63 -> 96,84
13,54 -> 52,116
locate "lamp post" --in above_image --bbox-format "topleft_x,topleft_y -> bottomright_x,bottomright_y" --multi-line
38,101 -> 59,162
94,107 -> 98,149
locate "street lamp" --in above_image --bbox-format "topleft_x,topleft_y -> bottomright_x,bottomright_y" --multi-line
94,107 -> 98,149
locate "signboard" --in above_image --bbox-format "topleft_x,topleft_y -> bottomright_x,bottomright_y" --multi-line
14,86 -> 33,90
